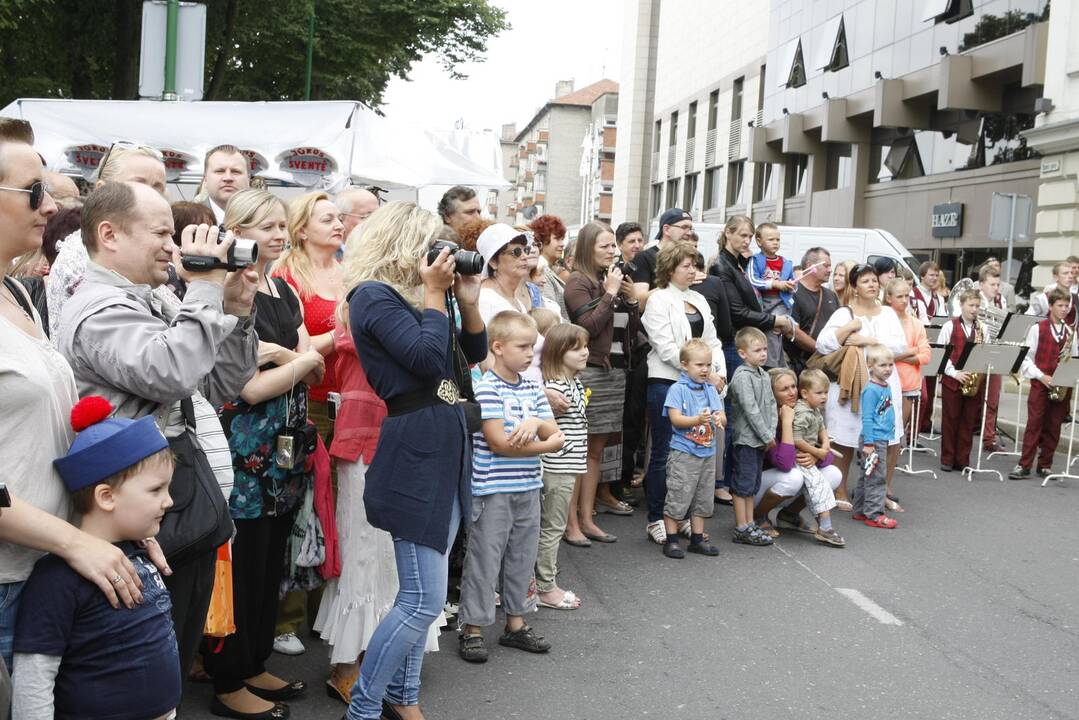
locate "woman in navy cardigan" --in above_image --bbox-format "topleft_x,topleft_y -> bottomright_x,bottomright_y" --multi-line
342,203 -> 486,720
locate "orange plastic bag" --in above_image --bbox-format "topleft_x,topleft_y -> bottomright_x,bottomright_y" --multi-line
203,542 -> 236,648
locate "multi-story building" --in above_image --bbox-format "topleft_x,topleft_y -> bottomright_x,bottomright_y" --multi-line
503,79 -> 619,227
619,0 -> 1053,287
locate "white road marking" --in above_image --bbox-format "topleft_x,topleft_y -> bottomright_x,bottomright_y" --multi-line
775,543 -> 904,626
834,588 -> 905,626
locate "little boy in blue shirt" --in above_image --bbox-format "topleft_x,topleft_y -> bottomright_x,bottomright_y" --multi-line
855,345 -> 899,529
13,396 -> 180,720
459,311 -> 565,664
661,340 -> 726,559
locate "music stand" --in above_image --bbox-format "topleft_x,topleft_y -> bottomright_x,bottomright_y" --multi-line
898,344 -> 951,479
919,317 -> 952,442
997,313 -> 1039,344
956,343 -> 1028,482
1044,358 -> 1079,486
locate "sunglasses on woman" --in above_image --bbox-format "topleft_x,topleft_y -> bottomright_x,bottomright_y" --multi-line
0,180 -> 49,210
502,245 -> 532,258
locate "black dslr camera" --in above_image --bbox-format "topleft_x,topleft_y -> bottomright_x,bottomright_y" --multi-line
427,240 -> 485,276
181,224 -> 259,272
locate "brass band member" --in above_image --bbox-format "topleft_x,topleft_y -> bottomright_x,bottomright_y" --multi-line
974,266 -> 1006,452
1009,288 -> 1075,479
937,290 -> 985,471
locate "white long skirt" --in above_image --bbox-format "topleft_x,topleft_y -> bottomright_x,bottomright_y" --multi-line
313,458 -> 445,664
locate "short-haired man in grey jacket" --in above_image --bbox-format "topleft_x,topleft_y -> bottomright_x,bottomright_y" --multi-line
57,180 -> 259,677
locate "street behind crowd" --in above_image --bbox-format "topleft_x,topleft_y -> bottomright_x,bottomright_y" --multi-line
181,439 -> 1079,720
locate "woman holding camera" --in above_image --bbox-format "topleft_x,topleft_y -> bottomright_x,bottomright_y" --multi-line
343,202 -> 485,720
563,222 -> 639,544
206,189 -> 324,719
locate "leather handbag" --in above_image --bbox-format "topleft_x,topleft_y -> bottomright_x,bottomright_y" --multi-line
156,398 -> 235,567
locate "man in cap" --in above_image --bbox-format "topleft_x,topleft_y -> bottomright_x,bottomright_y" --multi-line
630,208 -> 695,309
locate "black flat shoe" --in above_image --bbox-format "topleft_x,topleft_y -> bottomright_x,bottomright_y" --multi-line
245,680 -> 307,702
211,696 -> 289,719
939,464 -> 954,472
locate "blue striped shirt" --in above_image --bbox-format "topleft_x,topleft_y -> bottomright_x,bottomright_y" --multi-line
472,369 -> 554,495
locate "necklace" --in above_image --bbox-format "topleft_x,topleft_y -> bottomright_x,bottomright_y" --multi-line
0,281 -> 32,323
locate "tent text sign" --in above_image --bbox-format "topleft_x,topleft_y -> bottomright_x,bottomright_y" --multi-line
278,147 -> 338,187
160,149 -> 196,182
64,144 -> 109,180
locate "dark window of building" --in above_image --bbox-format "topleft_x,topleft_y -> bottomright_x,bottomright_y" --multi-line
732,77 -> 744,121
753,163 -> 778,202
825,143 -> 852,190
726,161 -> 746,206
825,18 -> 849,71
787,41 -> 806,88
707,90 -> 719,131
653,120 -> 662,153
704,167 -> 722,210
785,155 -> 808,196
925,0 -> 973,26
687,102 -> 698,140
651,183 -> 663,217
666,178 -> 680,208
683,172 -> 699,211
669,111 -> 679,147
757,64 -> 767,110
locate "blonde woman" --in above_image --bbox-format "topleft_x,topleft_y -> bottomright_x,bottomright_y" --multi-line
271,191 -> 345,654
46,143 -> 169,338
205,189 -> 323,718
342,202 -> 485,720
831,259 -> 856,302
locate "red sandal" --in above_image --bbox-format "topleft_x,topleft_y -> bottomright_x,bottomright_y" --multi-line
852,513 -> 867,521
864,514 -> 897,529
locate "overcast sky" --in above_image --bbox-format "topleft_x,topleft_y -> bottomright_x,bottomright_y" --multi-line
380,0 -> 623,135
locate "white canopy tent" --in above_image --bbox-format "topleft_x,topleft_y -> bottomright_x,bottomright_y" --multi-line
0,98 -> 509,196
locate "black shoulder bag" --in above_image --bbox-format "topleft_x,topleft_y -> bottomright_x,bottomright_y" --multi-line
156,398 -> 235,567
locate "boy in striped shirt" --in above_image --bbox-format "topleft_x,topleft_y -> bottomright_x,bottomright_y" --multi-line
459,311 -> 565,663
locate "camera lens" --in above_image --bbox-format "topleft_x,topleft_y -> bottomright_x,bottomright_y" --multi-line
454,250 -> 486,276
228,238 -> 259,269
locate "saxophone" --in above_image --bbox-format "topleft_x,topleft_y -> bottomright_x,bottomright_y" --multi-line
960,320 -> 984,397
1048,324 -> 1073,402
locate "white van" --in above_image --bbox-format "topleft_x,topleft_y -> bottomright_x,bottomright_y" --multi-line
647,222 -> 918,277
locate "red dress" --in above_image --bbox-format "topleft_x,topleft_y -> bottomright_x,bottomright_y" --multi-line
328,326 -> 386,465
276,268 -> 339,403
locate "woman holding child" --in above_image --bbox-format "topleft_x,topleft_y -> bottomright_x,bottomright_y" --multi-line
641,241 -> 726,545
563,221 -> 641,544
343,202 -> 487,720
815,263 -> 906,508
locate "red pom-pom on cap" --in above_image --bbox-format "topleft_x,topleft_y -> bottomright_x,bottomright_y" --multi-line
71,396 -> 114,432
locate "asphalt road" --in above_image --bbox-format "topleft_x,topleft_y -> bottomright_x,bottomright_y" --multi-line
180,435 -> 1079,720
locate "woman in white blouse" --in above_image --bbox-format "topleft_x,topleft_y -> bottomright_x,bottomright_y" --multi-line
640,242 -> 726,545
815,263 -> 907,508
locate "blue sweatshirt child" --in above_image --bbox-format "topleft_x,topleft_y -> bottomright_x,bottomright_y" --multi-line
860,381 -> 895,445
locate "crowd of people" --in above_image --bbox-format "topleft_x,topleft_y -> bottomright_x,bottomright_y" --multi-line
0,113 -> 1074,720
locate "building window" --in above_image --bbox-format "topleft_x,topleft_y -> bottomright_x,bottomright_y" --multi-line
757,64 -> 767,110
815,16 -> 848,72
669,111 -> 679,147
785,155 -> 808,196
707,90 -> 719,131
704,167 -> 722,210
731,77 -> 744,121
753,163 -> 778,202
825,143 -> 852,190
683,173 -> 699,212
666,178 -> 680,209
726,161 -> 746,206
777,39 -> 806,89
651,183 -> 663,217
687,102 -> 698,140
653,120 -> 662,152
922,0 -> 973,25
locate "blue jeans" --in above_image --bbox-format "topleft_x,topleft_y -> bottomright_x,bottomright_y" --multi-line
347,499 -> 460,719
720,343 -> 744,490
0,581 -> 26,671
645,381 -> 675,523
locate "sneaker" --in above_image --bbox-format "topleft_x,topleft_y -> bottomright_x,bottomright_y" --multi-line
687,541 -> 720,556
646,520 -> 667,545
748,523 -> 775,545
498,625 -> 551,654
732,525 -> 773,546
273,632 -> 305,656
1037,467 -> 1053,478
458,633 -> 488,663
814,527 -> 846,547
1008,465 -> 1031,480
663,541 -> 685,559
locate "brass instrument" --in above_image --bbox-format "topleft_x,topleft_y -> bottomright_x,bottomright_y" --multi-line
961,320 -> 984,397
1049,324 -> 1073,402
977,303 -> 1007,341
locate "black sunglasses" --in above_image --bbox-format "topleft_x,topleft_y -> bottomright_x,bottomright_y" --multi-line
502,245 -> 530,258
0,180 -> 49,210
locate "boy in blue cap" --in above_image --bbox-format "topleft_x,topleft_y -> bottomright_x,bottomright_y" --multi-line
12,396 -> 181,720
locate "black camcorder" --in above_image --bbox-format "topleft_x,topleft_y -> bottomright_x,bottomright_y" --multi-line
427,240 -> 485,276
180,224 -> 259,272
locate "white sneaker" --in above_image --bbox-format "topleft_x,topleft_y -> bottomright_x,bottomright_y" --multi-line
646,520 -> 667,545
273,632 -> 306,656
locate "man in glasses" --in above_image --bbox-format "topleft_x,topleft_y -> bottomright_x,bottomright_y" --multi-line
198,145 -> 250,223
56,181 -> 259,680
335,186 -> 380,240
630,207 -> 694,310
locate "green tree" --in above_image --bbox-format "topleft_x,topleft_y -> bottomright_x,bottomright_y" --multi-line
0,0 -> 508,109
